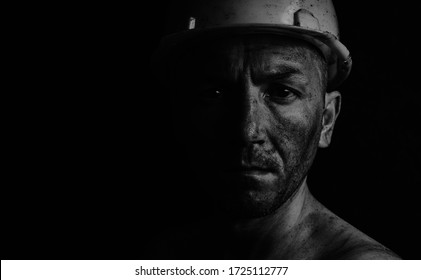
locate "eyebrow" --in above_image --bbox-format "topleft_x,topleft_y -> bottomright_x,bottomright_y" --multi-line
251,63 -> 309,85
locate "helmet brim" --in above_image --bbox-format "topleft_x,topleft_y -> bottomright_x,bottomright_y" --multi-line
152,24 -> 352,90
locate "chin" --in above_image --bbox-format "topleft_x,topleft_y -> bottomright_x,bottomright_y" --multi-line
205,171 -> 293,218
224,188 -> 285,219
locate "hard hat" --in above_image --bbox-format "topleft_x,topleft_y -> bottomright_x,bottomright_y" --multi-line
153,0 -> 352,90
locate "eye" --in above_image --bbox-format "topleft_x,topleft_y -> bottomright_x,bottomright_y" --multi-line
264,84 -> 300,104
198,87 -> 226,101
202,88 -> 223,98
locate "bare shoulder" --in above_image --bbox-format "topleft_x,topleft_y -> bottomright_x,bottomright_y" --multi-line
305,198 -> 401,260
329,229 -> 402,260
340,247 -> 401,260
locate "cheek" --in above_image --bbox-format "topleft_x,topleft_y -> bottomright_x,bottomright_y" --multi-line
268,102 -> 322,164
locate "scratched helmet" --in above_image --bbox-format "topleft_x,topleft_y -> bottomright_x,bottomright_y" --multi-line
153,0 -> 352,90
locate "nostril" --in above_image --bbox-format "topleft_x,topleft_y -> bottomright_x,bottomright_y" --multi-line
253,139 -> 265,145
241,116 -> 265,144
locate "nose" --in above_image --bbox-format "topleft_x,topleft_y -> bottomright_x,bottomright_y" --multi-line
239,79 -> 265,145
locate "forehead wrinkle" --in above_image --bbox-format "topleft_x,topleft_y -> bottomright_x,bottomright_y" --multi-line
248,50 -> 309,86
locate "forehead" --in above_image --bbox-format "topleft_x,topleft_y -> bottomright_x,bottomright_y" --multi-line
175,35 -> 321,80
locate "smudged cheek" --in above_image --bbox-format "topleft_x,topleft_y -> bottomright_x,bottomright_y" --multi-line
266,103 -> 320,167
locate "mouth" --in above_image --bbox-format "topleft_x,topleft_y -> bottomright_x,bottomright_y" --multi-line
226,165 -> 276,175
221,164 -> 278,188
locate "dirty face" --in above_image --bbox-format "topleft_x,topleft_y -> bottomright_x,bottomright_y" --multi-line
170,35 -> 327,218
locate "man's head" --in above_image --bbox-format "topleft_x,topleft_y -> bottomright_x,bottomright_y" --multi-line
169,34 -> 341,218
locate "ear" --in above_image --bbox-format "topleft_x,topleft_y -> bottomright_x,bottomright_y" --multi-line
319,91 -> 341,148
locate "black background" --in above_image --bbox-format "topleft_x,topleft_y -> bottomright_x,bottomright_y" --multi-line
4,1 -> 420,260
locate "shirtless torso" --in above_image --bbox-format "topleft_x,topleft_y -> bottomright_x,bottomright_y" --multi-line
157,180 -> 400,260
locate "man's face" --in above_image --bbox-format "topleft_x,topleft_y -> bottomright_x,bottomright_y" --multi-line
171,36 -> 326,218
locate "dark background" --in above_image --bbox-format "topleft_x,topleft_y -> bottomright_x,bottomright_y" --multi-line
4,1 -> 419,259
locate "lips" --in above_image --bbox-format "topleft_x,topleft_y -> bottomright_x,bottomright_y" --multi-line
220,147 -> 280,175
226,165 -> 276,174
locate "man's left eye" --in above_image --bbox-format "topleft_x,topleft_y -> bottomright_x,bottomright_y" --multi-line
264,85 -> 300,103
